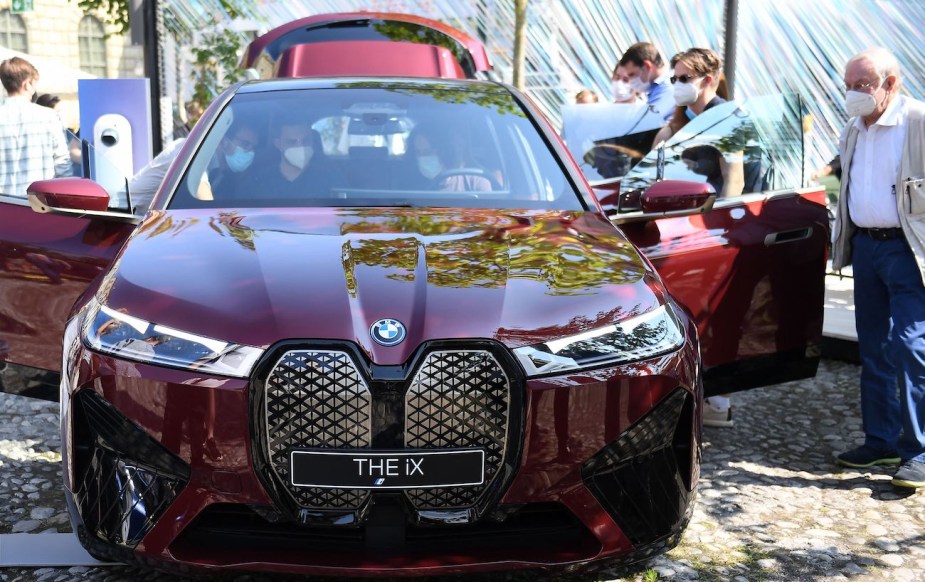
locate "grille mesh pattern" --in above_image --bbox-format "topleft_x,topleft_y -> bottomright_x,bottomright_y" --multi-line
404,350 -> 510,509
265,350 -> 372,509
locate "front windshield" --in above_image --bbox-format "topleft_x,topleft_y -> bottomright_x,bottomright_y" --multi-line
169,84 -> 583,211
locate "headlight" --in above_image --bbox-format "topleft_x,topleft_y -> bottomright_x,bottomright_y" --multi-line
82,298 -> 264,378
514,304 -> 684,377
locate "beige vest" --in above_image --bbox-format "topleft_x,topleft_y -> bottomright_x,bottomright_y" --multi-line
831,96 -> 925,285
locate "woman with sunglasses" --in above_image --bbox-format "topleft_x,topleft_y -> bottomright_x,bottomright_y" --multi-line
657,48 -> 742,428
652,47 -> 730,147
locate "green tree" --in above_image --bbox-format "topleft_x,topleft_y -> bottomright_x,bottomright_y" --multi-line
74,0 -> 248,35
189,28 -> 246,111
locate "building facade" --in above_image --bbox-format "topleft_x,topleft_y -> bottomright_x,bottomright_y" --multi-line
0,0 -> 143,128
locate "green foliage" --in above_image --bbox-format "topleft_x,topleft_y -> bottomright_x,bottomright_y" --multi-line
189,28 -> 245,111
75,0 -> 129,34
73,0 -> 248,35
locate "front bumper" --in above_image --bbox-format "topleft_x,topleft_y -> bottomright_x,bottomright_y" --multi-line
61,321 -> 701,576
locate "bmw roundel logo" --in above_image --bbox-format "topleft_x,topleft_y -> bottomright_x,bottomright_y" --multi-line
370,318 -> 406,346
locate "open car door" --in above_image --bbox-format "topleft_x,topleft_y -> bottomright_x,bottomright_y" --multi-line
564,94 -> 829,394
0,139 -> 139,399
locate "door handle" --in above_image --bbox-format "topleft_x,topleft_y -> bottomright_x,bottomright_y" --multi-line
764,227 -> 812,246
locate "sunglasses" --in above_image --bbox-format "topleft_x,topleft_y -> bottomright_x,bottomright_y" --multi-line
669,74 -> 700,84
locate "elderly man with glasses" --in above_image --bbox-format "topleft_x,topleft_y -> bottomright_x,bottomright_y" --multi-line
831,47 -> 925,489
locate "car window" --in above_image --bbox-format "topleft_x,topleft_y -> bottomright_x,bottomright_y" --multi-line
168,85 -> 584,211
560,102 -> 665,184
564,93 -> 805,211
620,94 -> 804,203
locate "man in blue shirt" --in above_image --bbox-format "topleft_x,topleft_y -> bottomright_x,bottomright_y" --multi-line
616,42 -> 675,121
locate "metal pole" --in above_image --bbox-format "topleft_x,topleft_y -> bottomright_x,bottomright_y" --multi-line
143,0 -> 163,154
723,0 -> 738,100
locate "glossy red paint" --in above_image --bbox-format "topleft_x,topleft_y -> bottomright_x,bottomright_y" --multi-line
27,177 -> 110,212
621,187 -> 828,372
505,336 -> 700,503
276,41 -> 465,79
0,200 -> 134,370
60,315 -> 700,575
242,12 -> 491,77
103,208 -> 660,365
640,179 -> 715,213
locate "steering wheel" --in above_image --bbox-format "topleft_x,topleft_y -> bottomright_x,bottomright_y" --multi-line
435,167 -> 501,191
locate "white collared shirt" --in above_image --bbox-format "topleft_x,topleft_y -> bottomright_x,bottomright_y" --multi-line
846,94 -> 907,228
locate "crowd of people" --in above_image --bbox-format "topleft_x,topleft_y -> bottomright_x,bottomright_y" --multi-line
570,41 -> 925,491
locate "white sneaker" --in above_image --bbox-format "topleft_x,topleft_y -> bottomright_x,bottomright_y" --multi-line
703,401 -> 734,428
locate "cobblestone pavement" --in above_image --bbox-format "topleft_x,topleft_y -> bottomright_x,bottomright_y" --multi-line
1,359 -> 923,582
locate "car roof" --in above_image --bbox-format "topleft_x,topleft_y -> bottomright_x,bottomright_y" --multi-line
234,76 -> 508,95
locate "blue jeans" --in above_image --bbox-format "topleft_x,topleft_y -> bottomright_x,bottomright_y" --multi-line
853,231 -> 925,463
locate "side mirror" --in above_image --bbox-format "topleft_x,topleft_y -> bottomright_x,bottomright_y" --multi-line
27,178 -> 140,222
609,179 -> 716,225
27,178 -> 111,214
640,179 -> 715,213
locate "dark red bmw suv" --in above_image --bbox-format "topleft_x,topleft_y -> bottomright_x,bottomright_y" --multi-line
0,74 -> 828,576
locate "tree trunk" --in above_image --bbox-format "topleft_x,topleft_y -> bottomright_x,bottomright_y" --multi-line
512,0 -> 527,90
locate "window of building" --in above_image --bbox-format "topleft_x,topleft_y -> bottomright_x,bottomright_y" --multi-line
78,15 -> 106,77
0,10 -> 28,53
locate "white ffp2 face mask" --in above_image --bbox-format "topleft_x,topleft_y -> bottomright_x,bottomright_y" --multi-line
417,155 -> 441,179
283,146 -> 313,170
629,73 -> 650,93
845,90 -> 877,118
672,80 -> 700,106
611,80 -> 634,102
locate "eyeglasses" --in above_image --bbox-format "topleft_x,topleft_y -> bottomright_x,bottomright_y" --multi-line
670,74 -> 700,84
843,79 -> 881,93
231,136 -> 258,151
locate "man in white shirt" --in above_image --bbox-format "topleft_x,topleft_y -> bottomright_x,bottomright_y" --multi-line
0,57 -> 71,197
831,47 -> 925,489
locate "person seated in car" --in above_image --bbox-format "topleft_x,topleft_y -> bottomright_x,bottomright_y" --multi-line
409,124 -> 494,192
206,120 -> 260,198
245,113 -> 337,200
136,119 -> 260,207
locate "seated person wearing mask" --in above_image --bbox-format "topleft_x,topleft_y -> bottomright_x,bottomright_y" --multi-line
249,114 -> 337,199
204,120 -> 260,199
409,123 -> 494,192
132,120 -> 259,209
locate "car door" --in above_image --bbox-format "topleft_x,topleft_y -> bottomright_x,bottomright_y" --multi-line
0,193 -> 136,396
565,93 -> 829,394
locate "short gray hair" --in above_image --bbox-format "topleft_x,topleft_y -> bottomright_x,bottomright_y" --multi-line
847,47 -> 900,82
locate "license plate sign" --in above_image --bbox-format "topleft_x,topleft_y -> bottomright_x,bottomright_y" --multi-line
290,449 -> 485,489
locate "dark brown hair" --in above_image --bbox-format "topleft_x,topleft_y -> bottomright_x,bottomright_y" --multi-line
36,93 -> 60,109
618,42 -> 664,70
664,48 -> 727,137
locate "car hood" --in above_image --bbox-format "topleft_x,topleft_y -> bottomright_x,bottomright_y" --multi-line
103,208 -> 662,366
